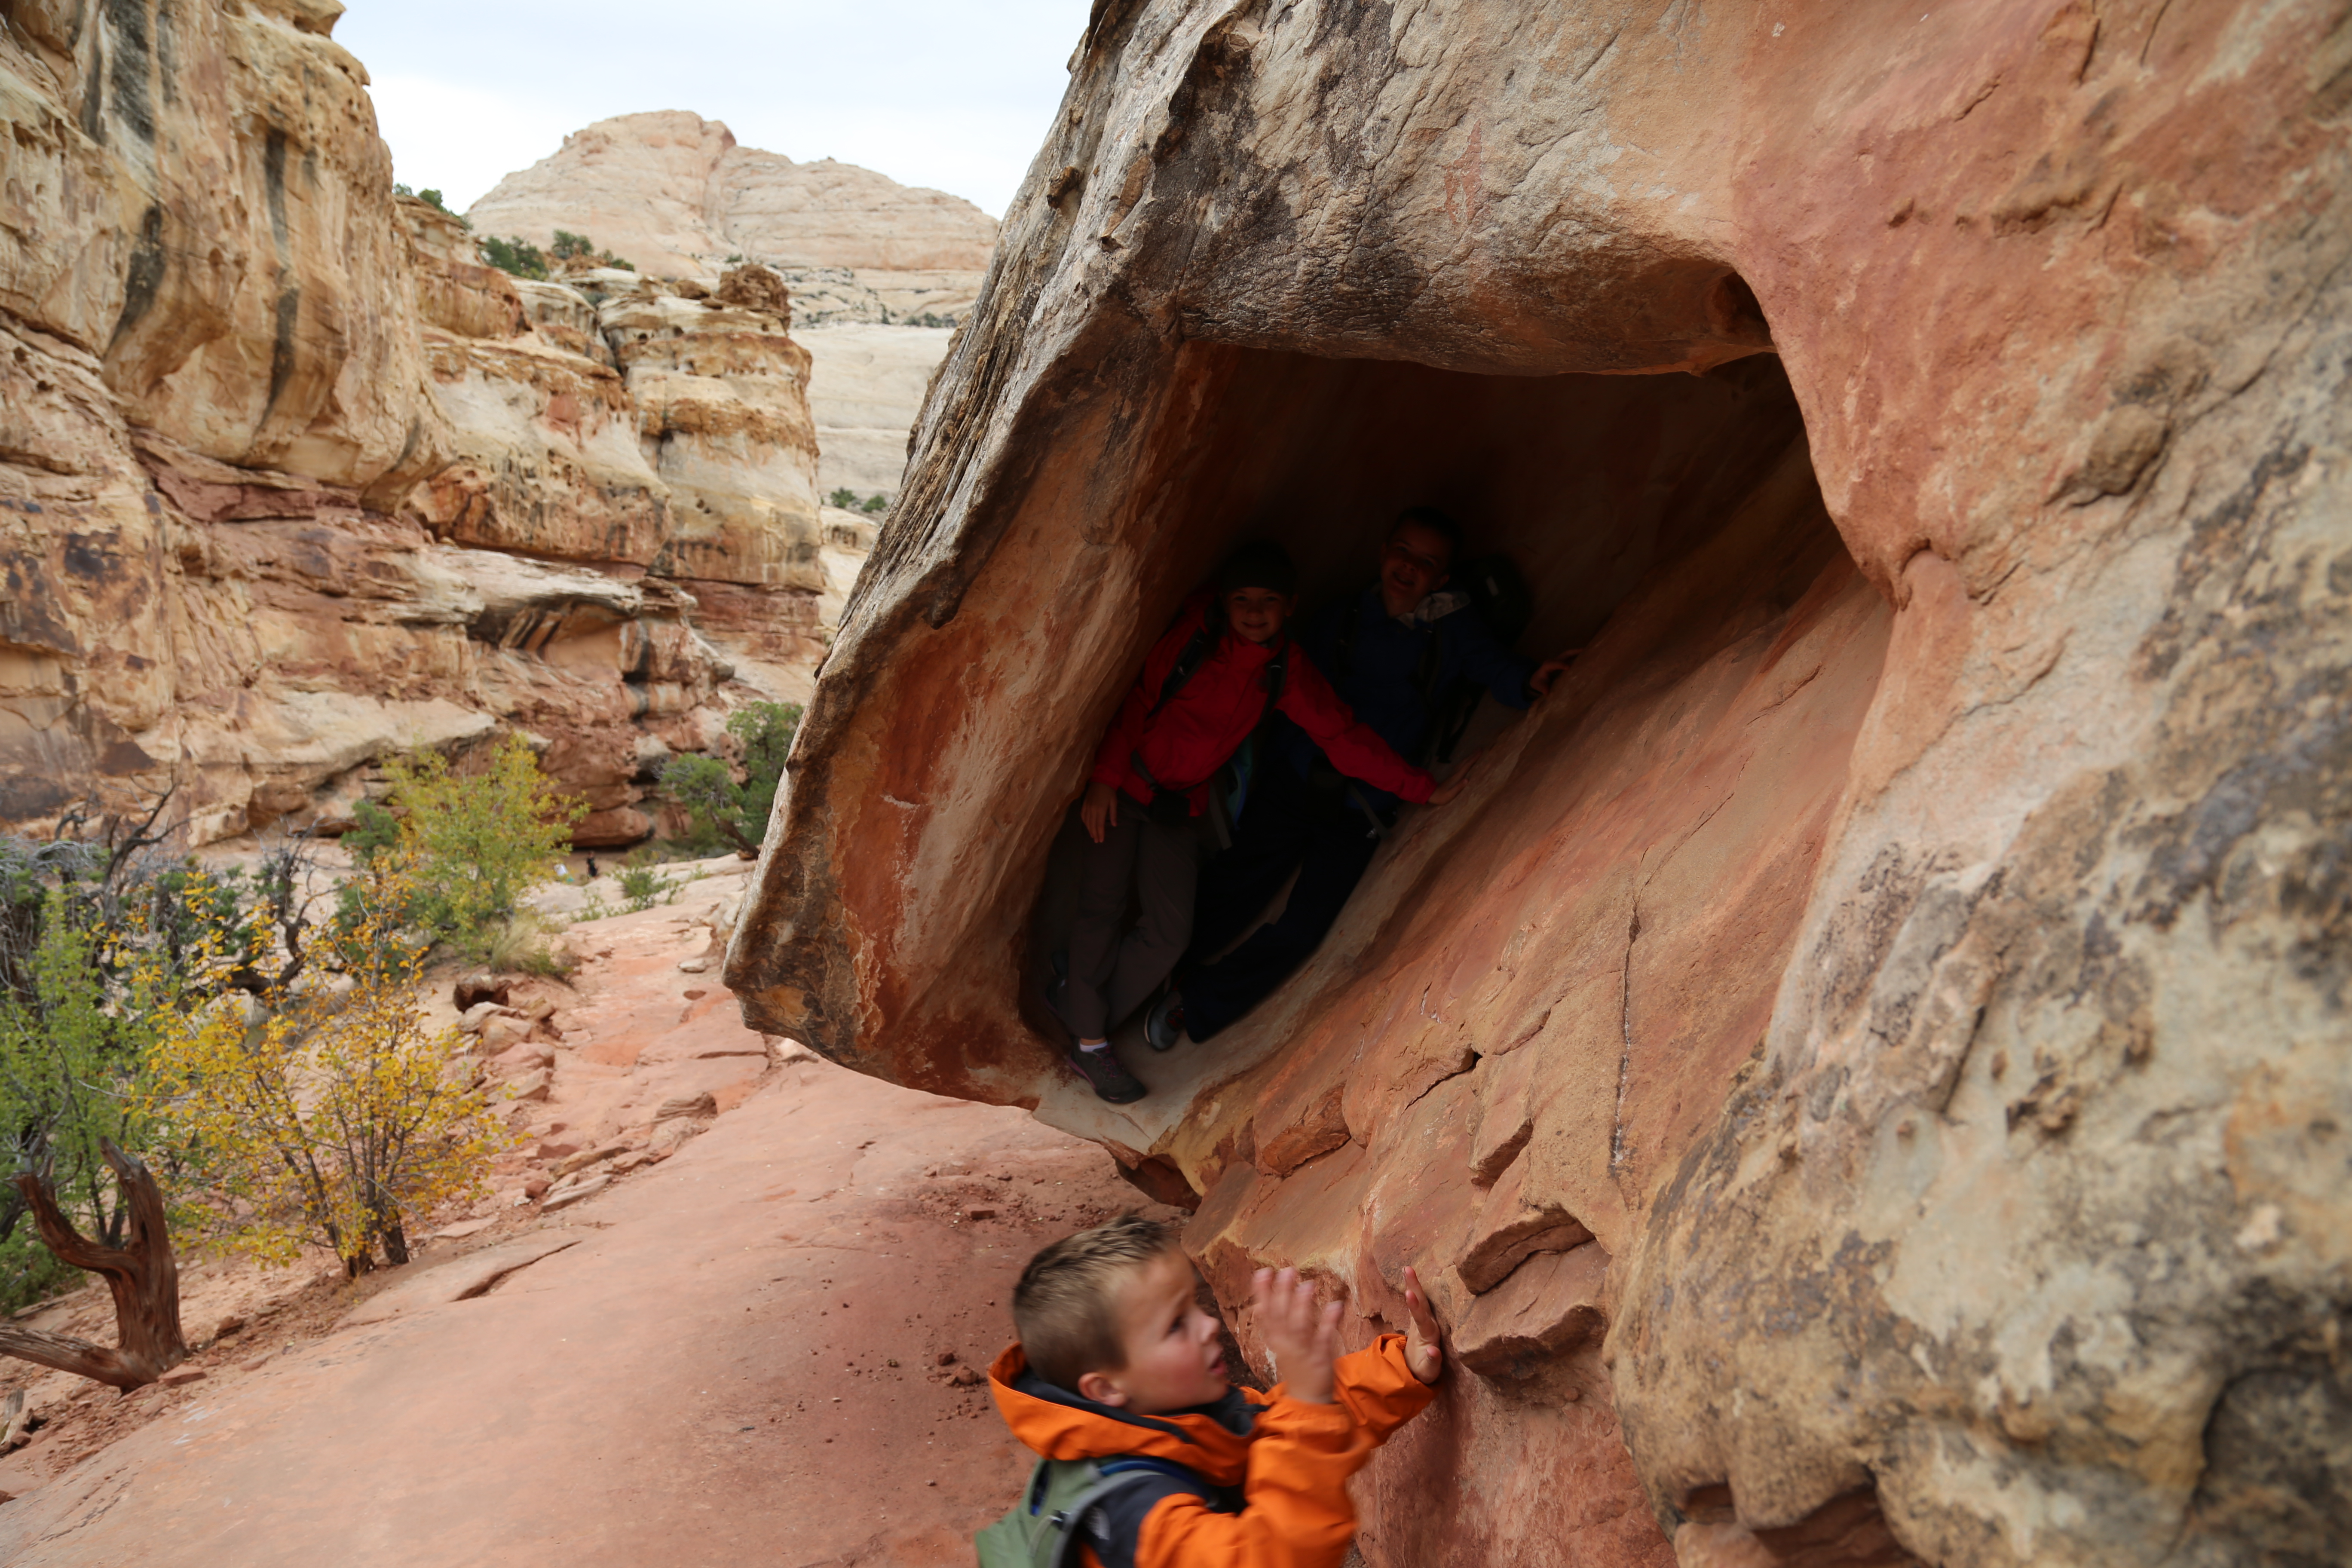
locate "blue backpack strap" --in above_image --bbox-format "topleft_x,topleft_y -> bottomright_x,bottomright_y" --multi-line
1078,1457 -> 1235,1568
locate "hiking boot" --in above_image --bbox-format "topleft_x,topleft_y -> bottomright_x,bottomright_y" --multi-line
1145,989 -> 1187,1053
1068,1044 -> 1147,1103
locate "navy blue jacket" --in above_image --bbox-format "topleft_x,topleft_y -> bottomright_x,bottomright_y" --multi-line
1278,586 -> 1534,811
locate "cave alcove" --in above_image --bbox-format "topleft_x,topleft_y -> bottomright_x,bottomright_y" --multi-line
1021,343 -> 1846,1135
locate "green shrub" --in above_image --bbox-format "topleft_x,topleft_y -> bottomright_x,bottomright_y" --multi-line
861,493 -> 888,515
657,701 -> 801,856
356,735 -> 587,962
828,487 -> 860,510
545,230 -> 634,272
394,183 -> 456,217
480,235 -> 548,280
616,850 -> 670,913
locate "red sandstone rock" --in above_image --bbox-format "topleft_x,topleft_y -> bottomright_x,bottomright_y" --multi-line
724,3 -> 2349,1564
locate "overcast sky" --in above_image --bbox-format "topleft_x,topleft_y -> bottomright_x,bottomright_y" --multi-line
337,0 -> 1094,220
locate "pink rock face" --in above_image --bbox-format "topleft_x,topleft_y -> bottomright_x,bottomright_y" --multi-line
730,3 -> 2351,1565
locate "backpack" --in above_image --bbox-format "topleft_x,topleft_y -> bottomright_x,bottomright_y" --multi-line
974,1455 -> 1216,1568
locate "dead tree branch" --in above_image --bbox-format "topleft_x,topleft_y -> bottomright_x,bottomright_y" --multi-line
0,1141 -> 186,1390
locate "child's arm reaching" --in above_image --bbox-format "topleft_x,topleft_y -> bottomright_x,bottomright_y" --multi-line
1126,1271 -> 1439,1568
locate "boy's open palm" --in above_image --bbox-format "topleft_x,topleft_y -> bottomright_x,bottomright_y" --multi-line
1252,1267 -> 1342,1405
1400,1265 -> 1444,1384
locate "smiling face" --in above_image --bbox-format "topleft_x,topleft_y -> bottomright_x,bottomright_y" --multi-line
1222,585 -> 1293,645
1378,519 -> 1455,618
1075,1250 -> 1231,1414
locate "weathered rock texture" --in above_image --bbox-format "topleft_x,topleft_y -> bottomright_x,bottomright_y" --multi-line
797,323 -> 957,498
467,111 -> 997,325
0,5 -> 851,845
729,3 -> 2352,1566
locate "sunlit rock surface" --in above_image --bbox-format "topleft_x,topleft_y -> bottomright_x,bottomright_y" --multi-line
0,4 -> 857,845
797,323 -> 958,498
465,110 -> 998,324
730,3 -> 2352,1565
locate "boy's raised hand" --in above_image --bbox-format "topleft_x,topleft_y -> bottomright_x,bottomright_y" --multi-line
1528,647 -> 1584,698
1400,1265 -> 1444,1384
1080,779 -> 1120,843
1251,1266 -> 1343,1406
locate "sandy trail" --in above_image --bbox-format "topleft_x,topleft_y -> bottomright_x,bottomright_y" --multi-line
0,898 -> 1165,1565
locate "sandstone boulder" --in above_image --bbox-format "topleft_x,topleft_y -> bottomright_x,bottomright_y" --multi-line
726,3 -> 2352,1565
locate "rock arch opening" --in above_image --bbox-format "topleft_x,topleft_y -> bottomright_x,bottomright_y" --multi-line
1017,347 -> 1872,1142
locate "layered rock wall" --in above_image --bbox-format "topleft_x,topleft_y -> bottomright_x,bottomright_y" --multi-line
730,3 -> 2351,1565
0,2 -> 848,845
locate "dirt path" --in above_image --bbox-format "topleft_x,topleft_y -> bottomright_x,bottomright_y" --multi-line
0,880 -> 1167,1565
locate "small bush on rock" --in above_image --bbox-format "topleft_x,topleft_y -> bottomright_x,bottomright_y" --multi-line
657,702 -> 801,857
480,235 -> 548,280
616,850 -> 672,913
354,735 -> 587,963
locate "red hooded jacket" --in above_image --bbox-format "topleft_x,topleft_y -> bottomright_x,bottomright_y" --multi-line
989,1336 -> 1435,1568
1091,596 -> 1434,815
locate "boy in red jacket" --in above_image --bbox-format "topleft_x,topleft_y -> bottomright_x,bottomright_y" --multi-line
1061,542 -> 1463,1102
990,1214 -> 1444,1568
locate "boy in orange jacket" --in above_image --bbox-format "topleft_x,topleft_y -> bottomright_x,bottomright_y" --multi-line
1060,542 -> 1464,1102
988,1214 -> 1443,1568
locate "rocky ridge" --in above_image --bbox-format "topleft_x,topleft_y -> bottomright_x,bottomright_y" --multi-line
0,4 -> 868,845
466,111 -> 999,327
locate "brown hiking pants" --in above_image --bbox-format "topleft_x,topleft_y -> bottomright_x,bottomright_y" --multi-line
1064,807 -> 1206,1040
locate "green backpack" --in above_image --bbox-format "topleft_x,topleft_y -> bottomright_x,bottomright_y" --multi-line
974,1455 -> 1200,1568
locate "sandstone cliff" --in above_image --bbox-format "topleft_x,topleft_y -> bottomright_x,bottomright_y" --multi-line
466,111 -> 998,326
796,323 -> 957,499
728,4 -> 2352,1567
0,3 -> 855,847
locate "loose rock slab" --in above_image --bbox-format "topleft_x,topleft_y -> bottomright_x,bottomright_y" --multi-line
337,1236 -> 582,1329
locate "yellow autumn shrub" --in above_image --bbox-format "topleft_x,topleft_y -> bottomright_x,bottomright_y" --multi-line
143,857 -> 511,1274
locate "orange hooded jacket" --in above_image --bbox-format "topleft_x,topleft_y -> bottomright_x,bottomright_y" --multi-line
988,1335 -> 1434,1568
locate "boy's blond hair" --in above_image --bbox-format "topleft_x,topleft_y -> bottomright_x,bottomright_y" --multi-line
1013,1213 -> 1179,1391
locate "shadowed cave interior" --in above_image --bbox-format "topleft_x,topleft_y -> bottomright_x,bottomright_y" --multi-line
1020,343 -> 1846,1121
